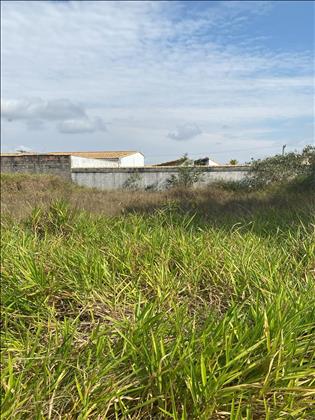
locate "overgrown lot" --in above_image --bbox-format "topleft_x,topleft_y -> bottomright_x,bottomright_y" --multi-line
1,174 -> 315,418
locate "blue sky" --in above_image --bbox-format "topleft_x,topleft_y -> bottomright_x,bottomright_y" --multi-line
1,0 -> 314,164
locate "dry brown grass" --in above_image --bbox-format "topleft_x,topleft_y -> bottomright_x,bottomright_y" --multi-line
1,172 -> 314,222
0,173 -> 228,218
0,173 -> 166,219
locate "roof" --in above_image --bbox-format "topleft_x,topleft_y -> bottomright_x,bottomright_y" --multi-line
49,151 -> 142,159
155,157 -> 188,166
155,156 -> 220,166
1,151 -> 142,159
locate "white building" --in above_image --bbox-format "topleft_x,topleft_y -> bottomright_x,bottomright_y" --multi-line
49,151 -> 144,168
156,156 -> 220,167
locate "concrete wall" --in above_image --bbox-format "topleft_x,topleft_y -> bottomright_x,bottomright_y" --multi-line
120,153 -> 144,167
70,156 -> 119,168
71,166 -> 250,190
1,155 -> 250,190
1,154 -> 71,179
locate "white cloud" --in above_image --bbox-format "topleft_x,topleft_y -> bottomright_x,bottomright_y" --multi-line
58,117 -> 107,134
168,123 -> 202,141
1,98 -> 85,121
1,98 -> 106,134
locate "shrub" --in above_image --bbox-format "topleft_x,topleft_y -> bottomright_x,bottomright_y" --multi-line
246,145 -> 315,189
122,173 -> 141,191
229,159 -> 238,165
166,155 -> 204,188
145,182 -> 159,191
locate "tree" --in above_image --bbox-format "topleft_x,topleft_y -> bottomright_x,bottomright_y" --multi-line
229,159 -> 238,165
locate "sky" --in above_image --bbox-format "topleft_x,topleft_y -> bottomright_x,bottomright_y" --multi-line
1,0 -> 314,164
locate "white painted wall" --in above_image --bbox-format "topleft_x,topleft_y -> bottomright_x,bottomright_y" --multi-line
119,153 -> 144,167
71,166 -> 250,190
70,156 -> 119,168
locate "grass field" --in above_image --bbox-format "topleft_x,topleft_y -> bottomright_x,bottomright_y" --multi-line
1,174 -> 315,419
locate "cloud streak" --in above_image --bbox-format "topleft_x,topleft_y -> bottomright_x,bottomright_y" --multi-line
1,98 -> 85,121
1,98 -> 106,134
58,117 -> 107,134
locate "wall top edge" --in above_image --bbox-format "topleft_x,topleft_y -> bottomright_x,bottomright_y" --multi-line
71,166 -> 251,173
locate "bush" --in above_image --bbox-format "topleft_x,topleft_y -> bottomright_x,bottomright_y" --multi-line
246,145 -> 315,189
166,155 -> 204,188
122,173 -> 141,191
229,159 -> 238,165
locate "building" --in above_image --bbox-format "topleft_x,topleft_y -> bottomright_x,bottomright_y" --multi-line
0,150 -> 144,179
193,157 -> 220,166
49,151 -> 144,168
155,156 -> 220,167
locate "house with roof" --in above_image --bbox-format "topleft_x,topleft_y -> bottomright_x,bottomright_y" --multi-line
49,151 -> 144,168
155,156 -> 220,167
1,150 -> 144,170
0,150 -> 144,179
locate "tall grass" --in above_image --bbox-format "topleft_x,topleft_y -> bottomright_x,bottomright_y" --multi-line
1,175 -> 315,418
